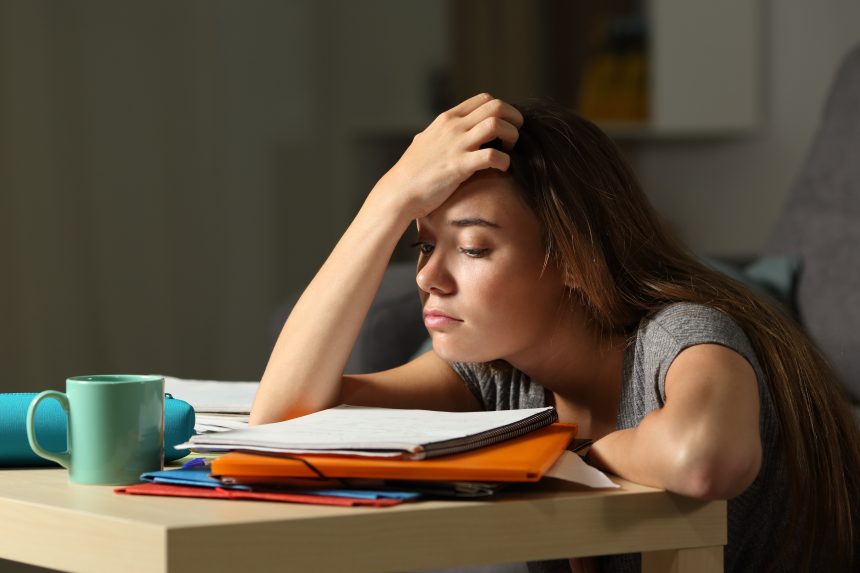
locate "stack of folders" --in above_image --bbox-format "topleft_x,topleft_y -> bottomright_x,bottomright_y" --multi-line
115,405 -> 578,507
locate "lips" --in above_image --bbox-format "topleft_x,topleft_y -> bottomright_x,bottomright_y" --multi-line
423,309 -> 462,329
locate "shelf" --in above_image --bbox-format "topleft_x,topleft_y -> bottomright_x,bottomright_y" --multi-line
448,0 -> 761,139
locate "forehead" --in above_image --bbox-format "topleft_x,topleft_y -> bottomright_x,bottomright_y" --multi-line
417,171 -> 535,232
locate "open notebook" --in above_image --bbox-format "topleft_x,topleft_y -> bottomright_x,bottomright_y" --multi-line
177,405 -> 558,460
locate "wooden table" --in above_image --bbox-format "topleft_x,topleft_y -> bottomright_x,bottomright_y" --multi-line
0,467 -> 725,573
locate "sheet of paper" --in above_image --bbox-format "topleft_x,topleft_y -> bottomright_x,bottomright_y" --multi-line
544,450 -> 619,489
194,415 -> 251,434
196,414 -> 250,429
195,424 -> 246,433
163,376 -> 259,413
179,404 -> 555,454
173,443 -> 407,457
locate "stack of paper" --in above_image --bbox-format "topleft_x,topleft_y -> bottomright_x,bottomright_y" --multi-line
194,414 -> 250,433
177,405 -> 558,459
163,376 -> 258,433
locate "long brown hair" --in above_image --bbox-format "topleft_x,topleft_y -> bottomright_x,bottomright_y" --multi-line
505,101 -> 860,570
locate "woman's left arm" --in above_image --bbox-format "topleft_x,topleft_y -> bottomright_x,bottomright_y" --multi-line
588,343 -> 763,500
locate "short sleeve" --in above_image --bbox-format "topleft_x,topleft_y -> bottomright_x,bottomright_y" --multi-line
641,303 -> 764,405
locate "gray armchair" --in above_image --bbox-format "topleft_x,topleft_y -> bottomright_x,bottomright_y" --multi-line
763,43 -> 860,411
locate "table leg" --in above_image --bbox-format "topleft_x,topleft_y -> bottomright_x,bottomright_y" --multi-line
641,545 -> 723,573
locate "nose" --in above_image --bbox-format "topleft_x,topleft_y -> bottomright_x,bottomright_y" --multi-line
416,253 -> 455,295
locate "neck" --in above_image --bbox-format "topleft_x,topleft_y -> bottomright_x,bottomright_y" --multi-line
505,310 -> 626,421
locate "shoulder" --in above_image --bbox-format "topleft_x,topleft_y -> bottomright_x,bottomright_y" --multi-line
630,302 -> 765,404
637,303 -> 756,361
642,302 -> 745,343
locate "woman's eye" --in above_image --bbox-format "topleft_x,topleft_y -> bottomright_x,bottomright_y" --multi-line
411,241 -> 434,255
460,247 -> 490,258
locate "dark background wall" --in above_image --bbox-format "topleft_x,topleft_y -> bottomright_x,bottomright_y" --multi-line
0,0 -> 447,391
0,0 -> 858,395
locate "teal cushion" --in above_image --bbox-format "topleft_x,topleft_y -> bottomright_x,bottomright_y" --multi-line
0,393 -> 195,467
701,255 -> 802,316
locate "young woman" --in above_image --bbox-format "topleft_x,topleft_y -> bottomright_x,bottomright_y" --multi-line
250,93 -> 860,572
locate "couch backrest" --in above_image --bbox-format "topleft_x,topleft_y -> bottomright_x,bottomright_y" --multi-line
763,43 -> 860,402
269,262 -> 424,375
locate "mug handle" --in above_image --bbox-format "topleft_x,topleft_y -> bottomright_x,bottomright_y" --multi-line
26,391 -> 72,469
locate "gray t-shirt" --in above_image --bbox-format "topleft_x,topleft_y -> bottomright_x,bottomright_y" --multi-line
450,303 -> 790,573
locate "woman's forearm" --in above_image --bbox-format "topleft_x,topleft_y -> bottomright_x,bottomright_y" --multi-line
249,188 -> 412,425
589,409 -> 756,499
587,425 -> 677,490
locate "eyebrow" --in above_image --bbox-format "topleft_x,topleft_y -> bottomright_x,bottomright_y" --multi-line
448,217 -> 501,229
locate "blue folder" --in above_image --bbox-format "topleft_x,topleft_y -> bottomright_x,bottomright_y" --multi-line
141,465 -> 422,500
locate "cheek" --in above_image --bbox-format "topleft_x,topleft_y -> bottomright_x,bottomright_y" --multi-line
467,260 -> 563,330
428,260 -> 565,363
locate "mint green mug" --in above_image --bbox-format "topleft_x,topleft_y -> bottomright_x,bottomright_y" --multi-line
26,375 -> 165,485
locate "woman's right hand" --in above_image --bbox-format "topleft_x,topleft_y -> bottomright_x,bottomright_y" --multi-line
372,93 -> 524,221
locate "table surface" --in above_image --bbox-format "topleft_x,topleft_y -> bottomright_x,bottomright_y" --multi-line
0,466 -> 726,573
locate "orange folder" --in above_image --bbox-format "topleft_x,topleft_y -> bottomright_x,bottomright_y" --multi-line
211,422 -> 577,483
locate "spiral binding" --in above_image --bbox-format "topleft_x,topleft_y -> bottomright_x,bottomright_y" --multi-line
415,407 -> 559,459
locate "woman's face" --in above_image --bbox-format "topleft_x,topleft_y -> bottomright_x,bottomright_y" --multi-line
415,170 -> 569,364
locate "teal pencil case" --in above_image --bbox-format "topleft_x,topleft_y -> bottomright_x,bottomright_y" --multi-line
0,392 -> 196,467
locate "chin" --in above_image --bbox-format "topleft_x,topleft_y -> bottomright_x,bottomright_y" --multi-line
430,337 -> 502,364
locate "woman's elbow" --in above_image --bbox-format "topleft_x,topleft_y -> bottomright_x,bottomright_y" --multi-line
672,443 -> 762,500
